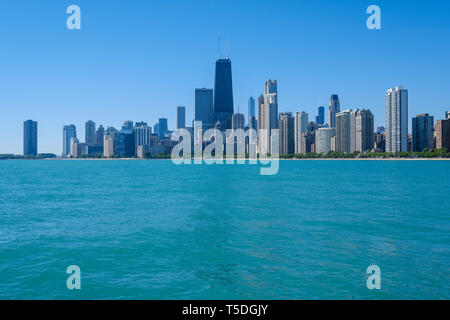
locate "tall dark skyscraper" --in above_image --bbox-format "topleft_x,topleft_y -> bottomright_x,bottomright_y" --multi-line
412,114 -> 434,152
316,106 -> 325,125
23,120 -> 38,156
214,57 -> 234,129
158,118 -> 168,140
248,97 -> 255,124
195,88 -> 214,130
177,106 -> 186,129
85,120 -> 96,145
329,95 -> 340,128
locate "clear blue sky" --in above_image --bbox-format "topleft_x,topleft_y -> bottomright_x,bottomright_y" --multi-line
0,0 -> 449,154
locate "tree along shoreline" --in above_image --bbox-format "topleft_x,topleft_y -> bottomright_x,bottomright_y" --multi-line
1,149 -> 450,160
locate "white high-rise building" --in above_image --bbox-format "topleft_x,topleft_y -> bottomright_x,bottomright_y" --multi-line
316,127 -> 335,154
294,112 -> 308,154
386,86 -> 408,153
258,79 -> 278,154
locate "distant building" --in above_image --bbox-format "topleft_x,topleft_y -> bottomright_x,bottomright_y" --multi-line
177,106 -> 186,129
85,120 -> 96,146
386,86 -> 408,153
412,114 -> 434,152
279,112 -> 295,154
329,95 -> 340,128
63,124 -> 76,157
195,88 -> 214,131
436,112 -> 450,151
259,79 -> 279,154
294,112 -> 308,154
23,120 -> 38,156
336,110 -> 351,153
301,131 -> 315,154
70,137 -> 80,158
316,127 -> 335,154
122,121 -> 134,131
232,113 -> 245,130
158,118 -> 168,140
316,106 -> 325,125
248,97 -> 255,125
103,129 -> 115,157
135,122 -> 152,152
374,132 -> 386,152
96,125 -> 105,148
355,109 -> 374,153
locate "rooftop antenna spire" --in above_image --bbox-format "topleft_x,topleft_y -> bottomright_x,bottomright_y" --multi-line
217,34 -> 220,59
226,43 -> 229,59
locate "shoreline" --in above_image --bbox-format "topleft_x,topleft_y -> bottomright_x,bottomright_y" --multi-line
3,158 -> 449,161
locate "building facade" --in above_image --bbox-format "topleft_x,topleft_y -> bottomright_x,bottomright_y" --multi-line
316,106 -> 325,125
63,124 -> 76,157
23,120 -> 38,156
294,112 -> 308,154
279,112 -> 295,155
355,109 -> 374,153
335,110 -> 352,153
329,95 -> 340,128
316,127 -> 335,154
248,97 -> 255,125
85,120 -> 96,146
214,58 -> 234,129
386,86 -> 408,153
195,88 -> 214,131
412,114 -> 434,152
232,113 -> 245,130
177,106 -> 186,129
435,112 -> 450,151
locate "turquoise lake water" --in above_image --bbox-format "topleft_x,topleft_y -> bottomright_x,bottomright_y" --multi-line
0,160 -> 449,299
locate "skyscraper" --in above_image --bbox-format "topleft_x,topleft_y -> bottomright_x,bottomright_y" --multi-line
195,88 -> 214,130
23,120 -> 38,156
103,127 -> 116,158
294,112 -> 308,154
259,80 -> 279,154
85,120 -> 96,146
158,118 -> 168,140
436,112 -> 450,151
248,116 -> 257,131
257,95 -> 264,132
412,114 -> 434,152
63,124 -> 77,157
96,125 -> 105,148
248,97 -> 255,125
232,112 -> 245,130
335,110 -> 352,153
214,58 -> 234,129
177,106 -> 186,129
329,95 -> 340,128
386,86 -> 408,153
355,109 -> 374,153
279,112 -> 295,155
135,122 -> 152,150
316,127 -> 335,154
316,106 -> 325,125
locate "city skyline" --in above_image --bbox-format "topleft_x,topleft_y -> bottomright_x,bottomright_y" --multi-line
1,0 -> 450,154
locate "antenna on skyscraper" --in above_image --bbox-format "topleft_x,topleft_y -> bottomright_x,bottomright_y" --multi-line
217,34 -> 221,59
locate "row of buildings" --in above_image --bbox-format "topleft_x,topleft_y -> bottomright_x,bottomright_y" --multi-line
22,50 -> 450,157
